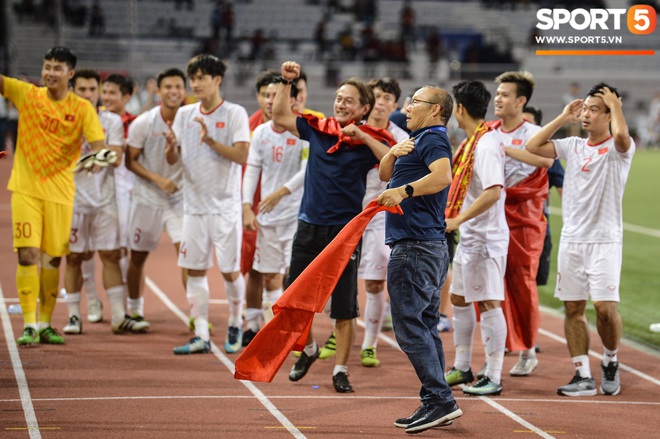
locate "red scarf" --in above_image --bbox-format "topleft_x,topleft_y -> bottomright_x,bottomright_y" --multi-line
445,121 -> 491,219
234,200 -> 403,383
299,114 -> 395,153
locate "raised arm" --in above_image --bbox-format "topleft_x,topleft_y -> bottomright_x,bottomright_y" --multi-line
526,99 -> 583,159
194,117 -> 249,165
505,147 -> 554,168
163,120 -> 180,165
272,61 -> 301,137
598,87 -> 631,153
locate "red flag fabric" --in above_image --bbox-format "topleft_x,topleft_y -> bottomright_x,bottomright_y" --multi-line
234,200 -> 403,382
298,114 -> 395,153
248,109 -> 264,132
501,167 -> 548,352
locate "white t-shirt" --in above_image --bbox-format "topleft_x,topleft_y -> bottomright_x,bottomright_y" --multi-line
243,121 -> 308,226
553,135 -> 635,243
496,120 -> 542,188
127,106 -> 184,208
172,100 -> 250,215
458,130 -> 509,257
362,121 -> 409,230
73,109 -> 124,213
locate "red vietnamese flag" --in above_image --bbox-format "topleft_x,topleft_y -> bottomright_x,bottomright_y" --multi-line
234,200 -> 402,382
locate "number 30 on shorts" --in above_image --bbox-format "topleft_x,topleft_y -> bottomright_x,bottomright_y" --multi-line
15,222 -> 32,239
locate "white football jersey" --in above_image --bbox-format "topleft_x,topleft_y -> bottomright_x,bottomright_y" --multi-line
496,120 -> 542,188
244,121 -> 308,226
172,100 -> 250,215
553,136 -> 635,243
127,106 -> 184,208
457,130 -> 509,257
362,121 -> 409,230
73,109 -> 124,212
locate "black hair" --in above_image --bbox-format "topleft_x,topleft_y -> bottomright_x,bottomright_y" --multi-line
44,46 -> 77,69
187,54 -> 227,78
586,82 -> 620,113
104,73 -> 134,96
71,68 -> 100,86
157,68 -> 187,88
523,106 -> 543,125
254,69 -> 279,92
452,81 -> 491,120
367,77 -> 402,102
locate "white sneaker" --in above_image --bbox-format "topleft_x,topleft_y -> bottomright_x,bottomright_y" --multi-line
87,299 -> 103,323
63,315 -> 82,334
509,357 -> 539,376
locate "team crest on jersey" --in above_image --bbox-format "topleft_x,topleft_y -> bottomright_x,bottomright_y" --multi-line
598,147 -> 608,155
286,138 -> 296,145
216,121 -> 226,128
512,139 -> 523,146
65,114 -> 75,122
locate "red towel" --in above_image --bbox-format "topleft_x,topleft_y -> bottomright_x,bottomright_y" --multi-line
299,114 -> 395,153
234,200 -> 402,382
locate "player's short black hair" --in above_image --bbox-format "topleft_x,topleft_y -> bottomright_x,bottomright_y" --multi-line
44,46 -> 77,69
367,77 -> 402,102
452,81 -> 491,120
71,68 -> 100,86
255,69 -> 279,92
187,54 -> 227,78
104,73 -> 134,96
523,106 -> 543,125
157,68 -> 187,88
586,82 -> 620,113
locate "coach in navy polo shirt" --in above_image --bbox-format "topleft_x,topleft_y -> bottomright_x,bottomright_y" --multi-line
377,85 -> 462,434
272,61 -> 392,394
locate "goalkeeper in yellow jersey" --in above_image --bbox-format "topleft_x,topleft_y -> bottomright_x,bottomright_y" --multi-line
1,47 -> 106,346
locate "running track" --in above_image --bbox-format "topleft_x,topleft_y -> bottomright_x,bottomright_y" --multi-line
0,156 -> 659,438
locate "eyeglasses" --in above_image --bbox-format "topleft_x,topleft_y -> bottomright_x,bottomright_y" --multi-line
409,98 -> 440,107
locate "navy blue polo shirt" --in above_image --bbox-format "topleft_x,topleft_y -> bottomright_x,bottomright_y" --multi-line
385,125 -> 452,244
296,117 -> 380,226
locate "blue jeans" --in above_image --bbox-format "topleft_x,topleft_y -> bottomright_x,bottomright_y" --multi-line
387,239 -> 453,406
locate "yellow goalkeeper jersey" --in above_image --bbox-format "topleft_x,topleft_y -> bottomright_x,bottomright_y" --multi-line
4,77 -> 105,206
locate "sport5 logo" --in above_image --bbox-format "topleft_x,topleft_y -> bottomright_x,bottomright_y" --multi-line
536,5 -> 656,34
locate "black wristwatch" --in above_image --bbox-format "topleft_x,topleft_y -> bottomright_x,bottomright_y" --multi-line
278,76 -> 292,85
405,184 -> 414,198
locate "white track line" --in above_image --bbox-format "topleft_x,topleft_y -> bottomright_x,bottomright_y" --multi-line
1,395 -> 657,405
355,319 -> 556,438
145,276 -> 306,439
0,283 -> 41,439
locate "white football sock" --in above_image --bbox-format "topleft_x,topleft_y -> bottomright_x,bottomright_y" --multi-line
452,304 -> 476,371
187,275 -> 210,341
65,291 -> 81,318
481,307 -> 507,385
82,258 -> 99,302
362,290 -> 385,349
225,276 -> 245,328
